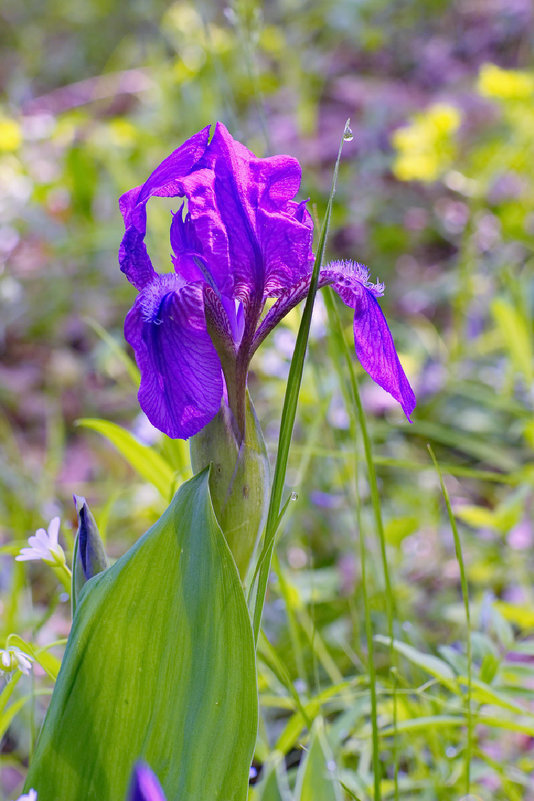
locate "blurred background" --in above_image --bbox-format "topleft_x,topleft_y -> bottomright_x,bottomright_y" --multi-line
1,0 -> 534,798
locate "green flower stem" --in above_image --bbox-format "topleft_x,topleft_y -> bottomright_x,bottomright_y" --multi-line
44,552 -> 72,595
428,445 -> 472,795
322,288 -> 385,801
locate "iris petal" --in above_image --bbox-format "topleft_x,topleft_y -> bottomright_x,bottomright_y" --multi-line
251,261 -> 416,421
118,127 -> 211,290
328,267 -> 416,421
184,123 -> 313,304
125,282 -> 223,439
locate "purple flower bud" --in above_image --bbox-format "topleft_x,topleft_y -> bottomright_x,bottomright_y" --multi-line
72,495 -> 108,609
127,762 -> 166,801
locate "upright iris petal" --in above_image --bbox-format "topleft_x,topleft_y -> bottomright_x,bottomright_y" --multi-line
119,123 -> 415,440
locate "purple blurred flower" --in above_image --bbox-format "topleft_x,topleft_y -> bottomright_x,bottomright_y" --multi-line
127,763 -> 166,801
119,122 -> 415,440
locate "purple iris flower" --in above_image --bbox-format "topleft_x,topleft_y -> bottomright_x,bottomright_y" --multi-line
127,762 -> 166,801
119,122 -> 415,440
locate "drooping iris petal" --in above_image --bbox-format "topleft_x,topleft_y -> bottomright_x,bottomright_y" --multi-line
328,262 -> 416,420
128,762 -> 166,801
125,280 -> 223,439
350,289 -> 415,420
252,260 -> 416,421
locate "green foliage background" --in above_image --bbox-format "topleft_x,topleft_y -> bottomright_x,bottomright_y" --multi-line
0,0 -> 533,799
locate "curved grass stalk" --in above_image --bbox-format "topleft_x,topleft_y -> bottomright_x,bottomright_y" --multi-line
428,444 -> 473,795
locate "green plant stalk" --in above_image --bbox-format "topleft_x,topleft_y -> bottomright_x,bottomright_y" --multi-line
49,561 -> 72,595
250,121 -> 350,644
428,445 -> 473,795
357,472 -> 381,801
322,288 -> 387,801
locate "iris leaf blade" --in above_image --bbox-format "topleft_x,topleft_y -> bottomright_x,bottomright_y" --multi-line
76,417 -> 175,499
25,469 -> 258,801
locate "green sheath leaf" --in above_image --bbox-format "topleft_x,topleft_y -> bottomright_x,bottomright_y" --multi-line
295,718 -> 342,801
25,469 -> 258,801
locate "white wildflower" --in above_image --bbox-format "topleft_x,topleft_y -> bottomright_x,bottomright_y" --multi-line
0,646 -> 33,675
12,790 -> 38,801
16,517 -> 65,566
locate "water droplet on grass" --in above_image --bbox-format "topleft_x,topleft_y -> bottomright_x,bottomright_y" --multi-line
290,491 -> 298,501
343,122 -> 354,142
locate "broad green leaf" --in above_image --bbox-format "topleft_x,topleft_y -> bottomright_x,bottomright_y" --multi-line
295,718 -> 342,801
477,714 -> 534,735
455,500 -> 522,532
77,418 -> 175,499
454,504 -> 500,530
380,713 -> 534,737
384,515 -> 419,546
379,715 -> 464,736
375,635 -> 455,682
479,652 -> 500,684
25,470 -> 258,801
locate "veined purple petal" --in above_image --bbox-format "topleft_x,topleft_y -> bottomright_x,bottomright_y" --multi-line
119,121 -> 313,311
128,762 -> 166,801
185,122 -> 313,306
259,205 -> 314,296
118,127 -> 211,290
202,285 -> 237,359
177,167 -> 235,297
118,216 -> 156,291
125,280 -> 223,439
328,261 -> 416,421
118,123 -> 318,439
251,260 -> 416,421
127,127 -> 211,215
169,204 -> 207,284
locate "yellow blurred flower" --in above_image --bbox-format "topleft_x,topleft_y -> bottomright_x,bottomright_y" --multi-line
108,119 -> 137,147
0,117 -> 22,151
392,103 -> 461,182
478,63 -> 534,100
